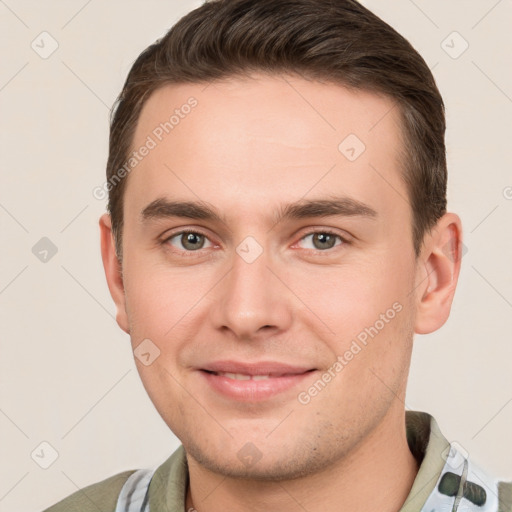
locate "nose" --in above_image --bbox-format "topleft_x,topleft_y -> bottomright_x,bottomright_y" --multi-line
209,241 -> 293,341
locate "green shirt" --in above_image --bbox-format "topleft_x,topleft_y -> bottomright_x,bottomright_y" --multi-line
44,410 -> 512,511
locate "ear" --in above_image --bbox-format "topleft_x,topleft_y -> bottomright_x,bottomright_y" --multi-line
99,213 -> 130,334
414,212 -> 463,335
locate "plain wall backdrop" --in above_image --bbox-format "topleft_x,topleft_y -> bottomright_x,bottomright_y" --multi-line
0,1 -> 511,510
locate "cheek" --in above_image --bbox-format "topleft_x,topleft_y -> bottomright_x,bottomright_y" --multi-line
329,298 -> 415,405
122,262 -> 210,335
282,256 -> 413,337
123,275 -> 165,338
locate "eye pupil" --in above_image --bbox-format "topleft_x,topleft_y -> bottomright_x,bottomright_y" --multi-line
313,233 -> 336,250
182,232 -> 204,250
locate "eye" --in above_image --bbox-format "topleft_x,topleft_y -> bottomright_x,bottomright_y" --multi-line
298,231 -> 345,251
165,231 -> 214,251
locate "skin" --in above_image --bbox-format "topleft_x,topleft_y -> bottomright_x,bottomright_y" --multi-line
100,73 -> 462,512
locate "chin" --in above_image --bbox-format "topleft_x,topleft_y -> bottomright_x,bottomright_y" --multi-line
183,437 -> 335,482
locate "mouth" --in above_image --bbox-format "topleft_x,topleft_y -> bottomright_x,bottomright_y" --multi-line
197,362 -> 316,401
203,370 -> 313,380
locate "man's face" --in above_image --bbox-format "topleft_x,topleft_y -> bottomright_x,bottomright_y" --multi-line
114,74 -> 422,478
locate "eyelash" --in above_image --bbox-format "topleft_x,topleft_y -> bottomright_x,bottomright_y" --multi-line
160,229 -> 350,257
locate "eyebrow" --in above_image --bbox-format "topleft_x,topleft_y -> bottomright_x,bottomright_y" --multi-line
140,196 -> 378,225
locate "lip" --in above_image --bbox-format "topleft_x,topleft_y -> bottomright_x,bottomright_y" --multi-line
198,360 -> 316,401
200,360 -> 314,376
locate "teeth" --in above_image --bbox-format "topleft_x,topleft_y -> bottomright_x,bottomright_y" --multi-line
216,372 -> 271,380
223,372 -> 251,380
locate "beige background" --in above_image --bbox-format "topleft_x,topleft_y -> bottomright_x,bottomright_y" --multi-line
0,1 -> 511,510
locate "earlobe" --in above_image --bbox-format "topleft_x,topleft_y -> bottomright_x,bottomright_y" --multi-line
414,213 -> 463,335
99,213 -> 130,334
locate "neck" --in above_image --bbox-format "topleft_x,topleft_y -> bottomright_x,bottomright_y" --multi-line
185,409 -> 419,512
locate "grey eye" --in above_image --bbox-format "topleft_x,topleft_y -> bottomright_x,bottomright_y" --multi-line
299,232 -> 343,251
168,232 -> 212,251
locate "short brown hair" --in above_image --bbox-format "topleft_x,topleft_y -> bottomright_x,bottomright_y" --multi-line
106,0 -> 447,261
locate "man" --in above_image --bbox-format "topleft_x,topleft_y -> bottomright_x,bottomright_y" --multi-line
45,0 -> 511,510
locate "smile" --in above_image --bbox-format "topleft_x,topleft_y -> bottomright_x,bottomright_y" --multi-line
208,371 -> 306,380
199,367 -> 316,401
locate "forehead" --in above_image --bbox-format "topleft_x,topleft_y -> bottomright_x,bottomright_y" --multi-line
125,73 -> 408,223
